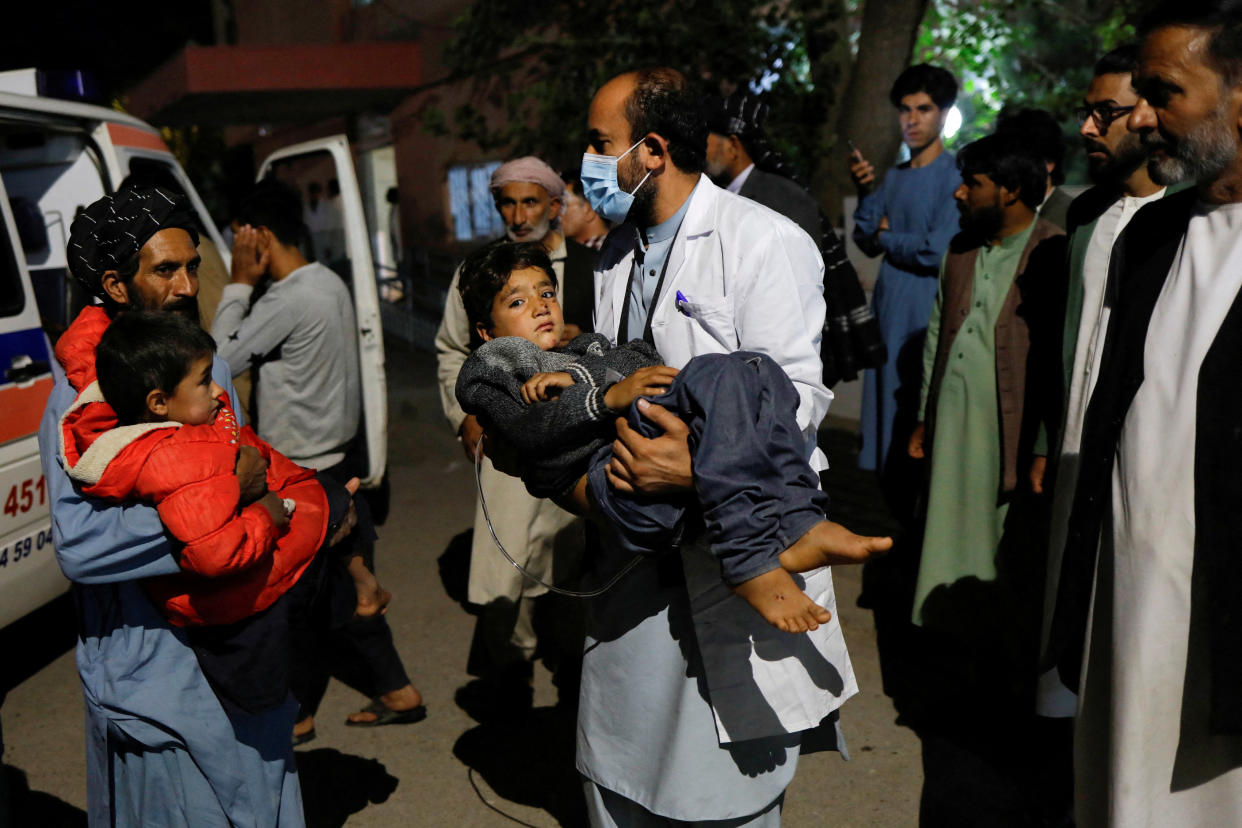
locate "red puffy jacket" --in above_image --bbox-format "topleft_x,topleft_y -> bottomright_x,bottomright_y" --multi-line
55,306 -> 328,626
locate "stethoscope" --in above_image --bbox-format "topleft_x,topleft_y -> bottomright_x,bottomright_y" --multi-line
473,440 -> 645,598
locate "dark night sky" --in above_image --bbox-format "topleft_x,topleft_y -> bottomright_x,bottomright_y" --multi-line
1,1 -> 215,100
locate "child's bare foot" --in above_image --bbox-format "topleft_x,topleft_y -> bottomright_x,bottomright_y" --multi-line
346,554 -> 390,618
733,567 -> 832,633
779,520 -> 893,573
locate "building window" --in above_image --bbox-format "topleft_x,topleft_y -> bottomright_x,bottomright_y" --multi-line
448,161 -> 503,242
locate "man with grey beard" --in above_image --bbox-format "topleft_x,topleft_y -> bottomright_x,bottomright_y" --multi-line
436,156 -> 593,718
1045,3 -> 1242,824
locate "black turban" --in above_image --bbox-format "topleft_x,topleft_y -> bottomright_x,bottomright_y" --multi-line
67,186 -> 200,297
702,92 -> 803,185
703,92 -> 768,141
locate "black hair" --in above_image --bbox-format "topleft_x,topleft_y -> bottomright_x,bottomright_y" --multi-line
889,64 -> 958,109
624,67 -> 708,174
957,133 -> 1049,210
96,310 -> 217,425
458,241 -> 558,346
561,169 -> 583,198
236,177 -> 307,248
994,107 -> 1067,185
1095,43 -> 1141,76
1142,0 -> 1242,83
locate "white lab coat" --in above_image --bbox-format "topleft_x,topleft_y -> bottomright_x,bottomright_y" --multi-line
579,177 -> 856,820
594,174 -> 832,470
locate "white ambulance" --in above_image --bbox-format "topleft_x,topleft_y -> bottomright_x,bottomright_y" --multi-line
0,71 -> 388,629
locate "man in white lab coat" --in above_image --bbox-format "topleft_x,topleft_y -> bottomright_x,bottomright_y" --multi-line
575,67 -> 855,827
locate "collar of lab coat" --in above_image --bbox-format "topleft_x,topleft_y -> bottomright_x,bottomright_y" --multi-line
607,174 -> 718,329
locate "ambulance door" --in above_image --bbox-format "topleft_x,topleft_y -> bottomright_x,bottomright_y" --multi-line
256,136 -> 386,488
0,171 -> 66,628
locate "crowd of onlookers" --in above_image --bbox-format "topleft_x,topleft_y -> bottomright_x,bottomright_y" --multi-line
18,1 -> 1242,825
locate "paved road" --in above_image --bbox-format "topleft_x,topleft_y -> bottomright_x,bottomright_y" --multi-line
0,341 -> 922,827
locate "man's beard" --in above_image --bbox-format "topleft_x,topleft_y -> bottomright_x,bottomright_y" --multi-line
135,293 -> 199,321
628,182 -> 658,229
1143,104 -> 1237,186
618,151 -> 657,228
1085,132 -> 1148,184
505,212 -> 552,243
959,202 -> 1004,241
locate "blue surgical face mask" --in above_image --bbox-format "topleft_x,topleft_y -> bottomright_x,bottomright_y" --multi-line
579,139 -> 651,224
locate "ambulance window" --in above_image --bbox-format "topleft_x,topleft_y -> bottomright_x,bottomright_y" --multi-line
0,221 -> 21,317
0,126 -> 107,340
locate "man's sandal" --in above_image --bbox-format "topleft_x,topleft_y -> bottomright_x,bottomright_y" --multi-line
344,698 -> 428,728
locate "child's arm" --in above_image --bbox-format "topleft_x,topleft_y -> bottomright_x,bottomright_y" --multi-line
602,365 -> 679,411
524,366 -> 678,410
138,438 -> 291,578
522,372 -> 575,403
237,425 -> 317,492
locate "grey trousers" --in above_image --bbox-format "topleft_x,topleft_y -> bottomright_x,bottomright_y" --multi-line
584,780 -> 783,828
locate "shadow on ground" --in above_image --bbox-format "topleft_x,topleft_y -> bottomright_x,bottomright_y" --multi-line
820,426 -> 1073,828
295,748 -> 399,828
452,705 -> 586,827
0,593 -> 77,697
1,764 -> 86,827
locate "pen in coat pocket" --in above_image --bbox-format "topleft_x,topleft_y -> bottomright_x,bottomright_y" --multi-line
675,290 -> 692,317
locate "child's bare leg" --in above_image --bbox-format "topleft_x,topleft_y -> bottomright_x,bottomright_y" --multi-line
346,553 -> 391,618
732,567 -> 833,634
779,521 -> 893,573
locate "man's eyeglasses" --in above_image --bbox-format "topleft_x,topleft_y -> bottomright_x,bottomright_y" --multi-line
1074,104 -> 1136,130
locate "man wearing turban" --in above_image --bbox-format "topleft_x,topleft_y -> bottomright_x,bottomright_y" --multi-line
38,186 -> 306,827
435,155 -> 596,717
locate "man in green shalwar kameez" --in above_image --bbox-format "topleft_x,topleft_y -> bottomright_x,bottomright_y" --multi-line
908,134 -> 1065,627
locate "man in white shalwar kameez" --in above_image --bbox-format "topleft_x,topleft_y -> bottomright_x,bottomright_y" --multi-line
1032,44 -> 1172,719
1045,5 -> 1242,825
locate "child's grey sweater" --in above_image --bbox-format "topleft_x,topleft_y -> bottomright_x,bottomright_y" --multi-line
455,333 -> 661,497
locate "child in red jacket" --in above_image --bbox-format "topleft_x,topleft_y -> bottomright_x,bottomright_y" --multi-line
56,309 -> 385,712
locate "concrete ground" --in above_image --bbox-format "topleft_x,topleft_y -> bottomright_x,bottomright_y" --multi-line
0,340 -> 922,827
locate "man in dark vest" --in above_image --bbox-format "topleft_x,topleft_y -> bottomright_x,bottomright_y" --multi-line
1046,2 -> 1242,823
907,132 -> 1062,631
905,133 -> 1064,825
435,156 -> 595,717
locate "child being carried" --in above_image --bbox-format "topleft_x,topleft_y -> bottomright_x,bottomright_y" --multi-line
455,242 -> 892,633
55,309 -> 386,712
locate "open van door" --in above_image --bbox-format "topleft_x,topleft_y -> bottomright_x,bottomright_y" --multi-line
256,136 -> 386,489
0,172 -> 66,627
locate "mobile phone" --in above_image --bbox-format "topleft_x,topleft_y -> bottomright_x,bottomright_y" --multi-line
847,138 -> 859,158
